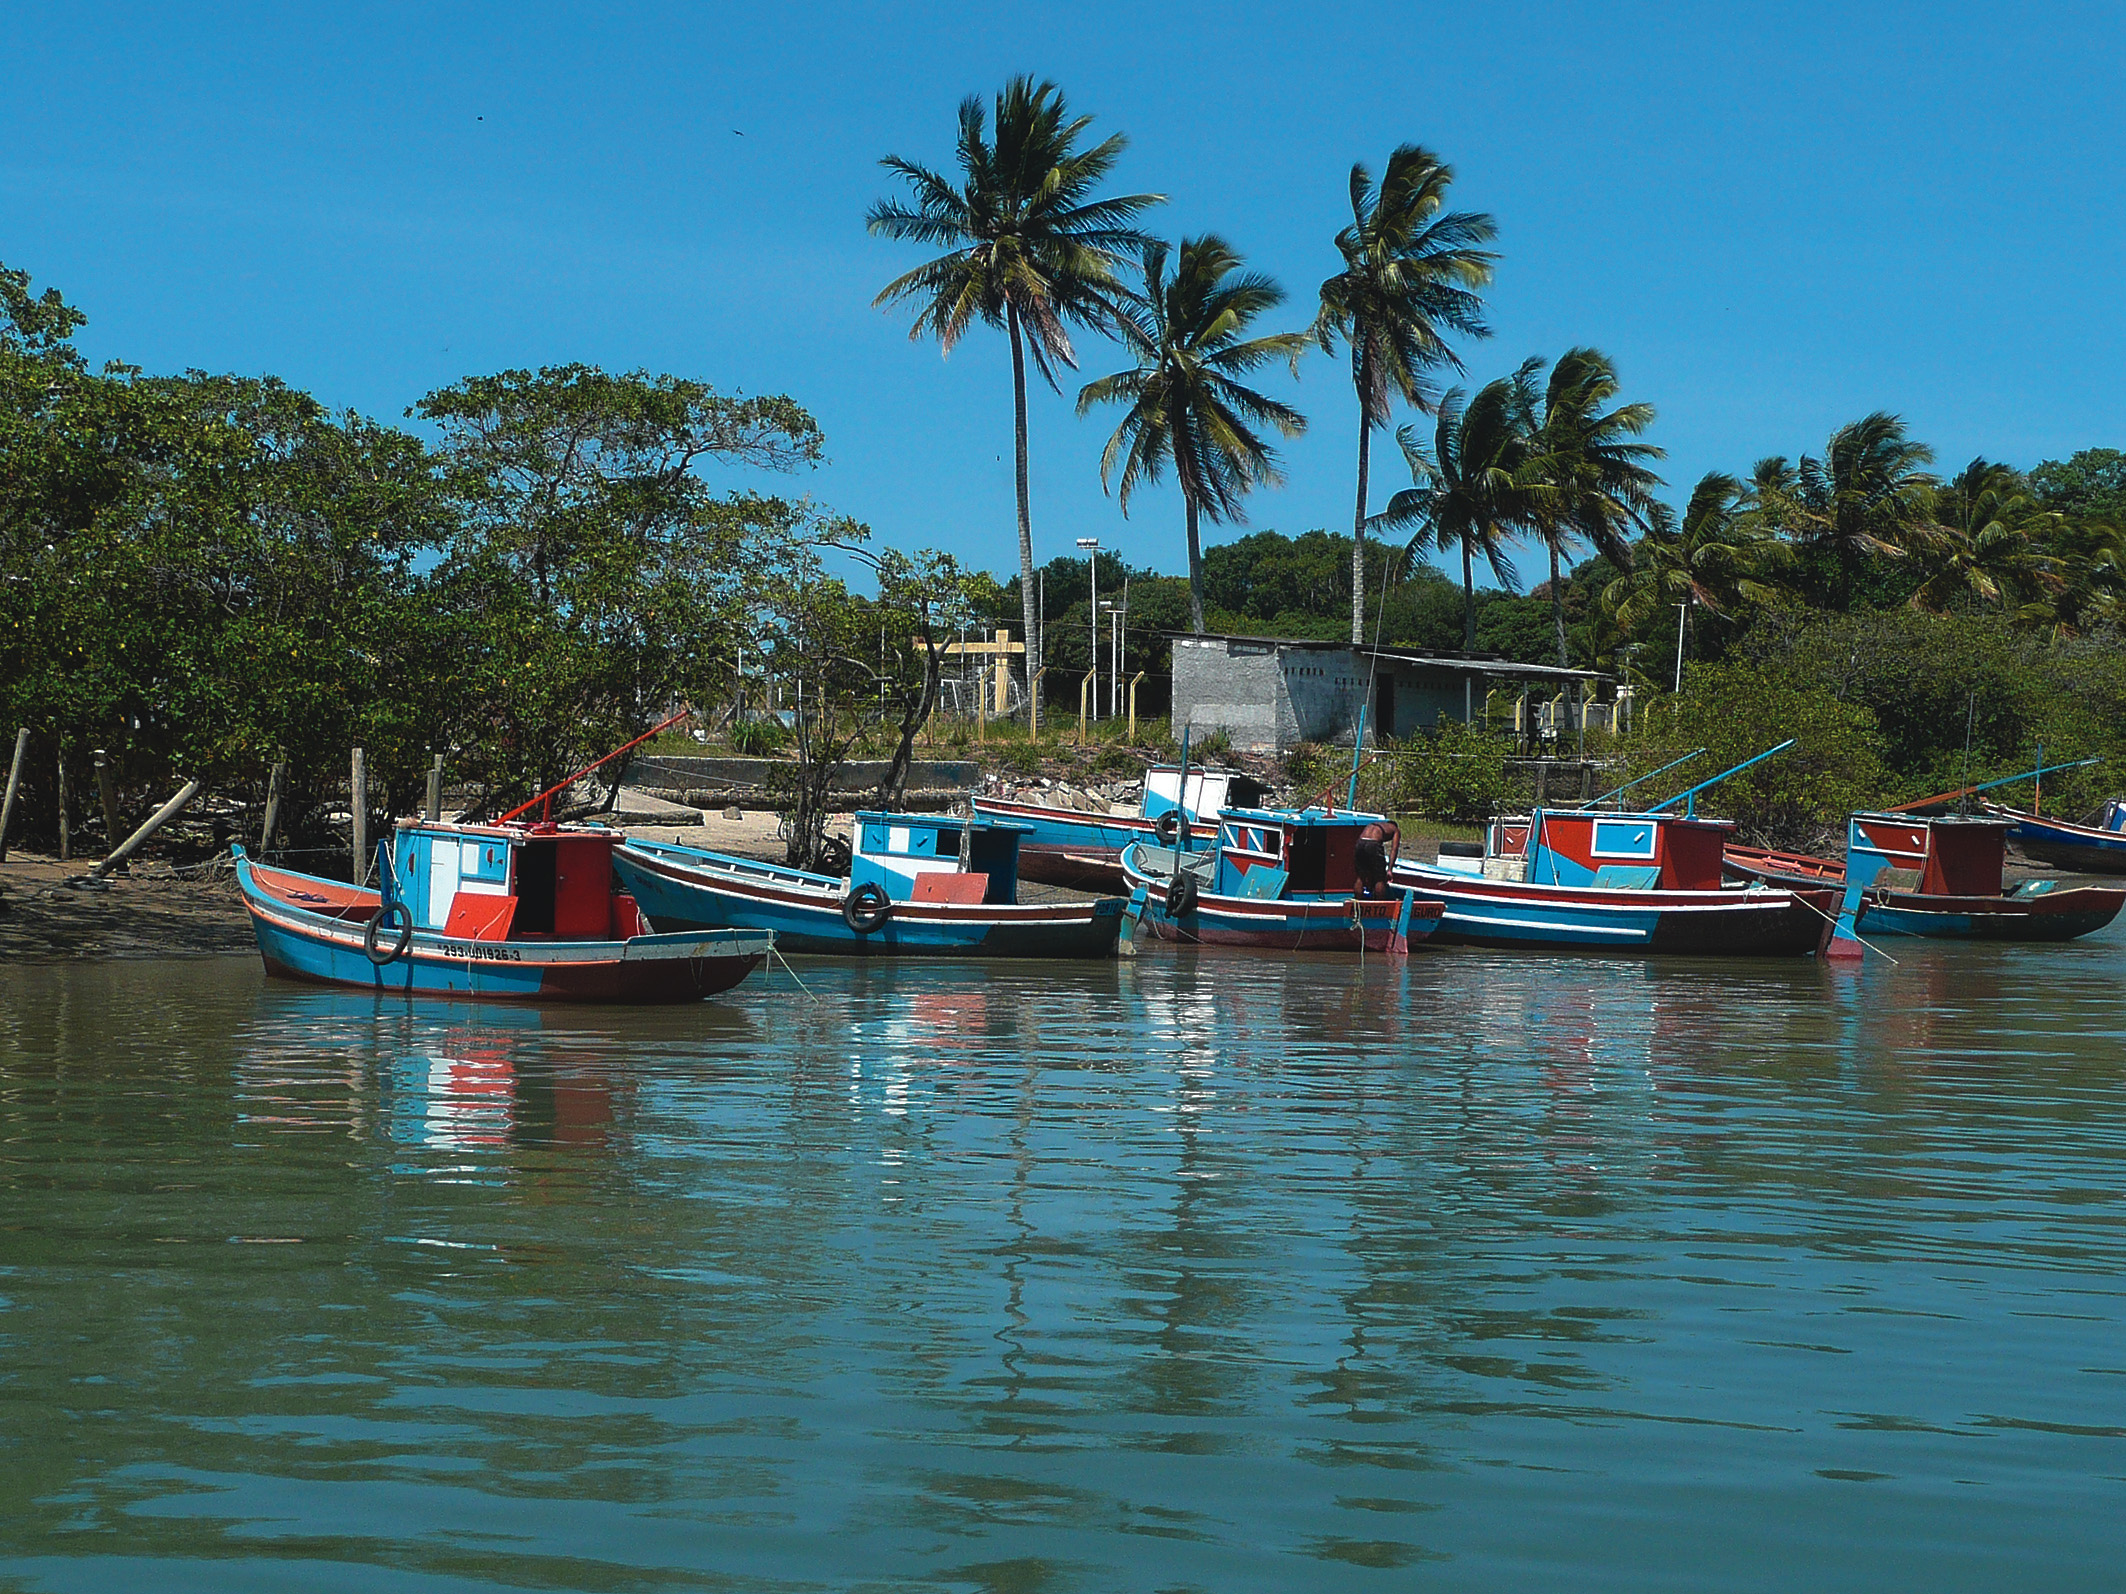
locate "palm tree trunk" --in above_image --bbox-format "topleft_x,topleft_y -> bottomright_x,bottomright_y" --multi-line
1007,302 -> 1040,701
1462,539 -> 1476,651
1550,543 -> 1568,668
1350,375 -> 1372,646
1184,493 -> 1206,634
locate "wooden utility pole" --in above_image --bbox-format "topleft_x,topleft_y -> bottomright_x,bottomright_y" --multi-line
56,751 -> 70,862
259,760 -> 287,852
425,753 -> 444,821
0,727 -> 28,864
350,746 -> 367,883
93,749 -> 123,864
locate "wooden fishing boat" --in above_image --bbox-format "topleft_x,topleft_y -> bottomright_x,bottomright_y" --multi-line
1119,807 -> 1443,953
1391,808 -> 1835,955
232,823 -> 772,1003
1727,813 -> 2125,942
613,810 -> 1127,957
972,765 -> 1268,891
1986,799 -> 2126,875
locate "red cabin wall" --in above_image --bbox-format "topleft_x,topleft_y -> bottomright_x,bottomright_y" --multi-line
1921,825 -> 2004,896
553,838 -> 616,938
1658,825 -> 1727,890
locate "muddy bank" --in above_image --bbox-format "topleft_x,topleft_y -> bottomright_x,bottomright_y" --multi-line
0,857 -> 255,962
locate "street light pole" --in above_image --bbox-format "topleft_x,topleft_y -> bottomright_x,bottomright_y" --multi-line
1076,537 -> 1099,723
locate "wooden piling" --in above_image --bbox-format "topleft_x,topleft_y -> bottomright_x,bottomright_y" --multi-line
92,779 -> 202,880
259,759 -> 287,852
93,749 -> 122,859
0,727 -> 28,864
56,752 -> 70,862
351,747 -> 366,883
424,753 -> 444,821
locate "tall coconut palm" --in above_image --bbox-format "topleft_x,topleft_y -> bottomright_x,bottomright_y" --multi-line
1316,145 -> 1497,645
1908,459 -> 2060,613
1603,471 -> 1790,636
1375,362 -> 1540,650
1526,348 -> 1664,666
1076,236 -> 1309,633
868,77 -> 1163,688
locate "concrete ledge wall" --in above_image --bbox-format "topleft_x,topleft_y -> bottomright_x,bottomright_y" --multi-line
629,756 -> 981,803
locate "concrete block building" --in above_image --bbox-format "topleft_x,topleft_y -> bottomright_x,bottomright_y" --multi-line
1170,633 -> 1604,755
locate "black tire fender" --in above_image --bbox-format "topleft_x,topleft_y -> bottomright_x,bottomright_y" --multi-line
365,902 -> 413,966
841,881 -> 893,934
1163,872 -> 1199,920
1152,810 -> 1187,847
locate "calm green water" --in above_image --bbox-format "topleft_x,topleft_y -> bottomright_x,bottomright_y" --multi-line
2,935 -> 2124,1592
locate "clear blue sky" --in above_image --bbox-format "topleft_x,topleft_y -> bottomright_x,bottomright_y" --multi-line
7,2 -> 2122,590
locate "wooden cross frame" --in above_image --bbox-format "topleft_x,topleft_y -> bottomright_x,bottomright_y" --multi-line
938,629 -> 1026,717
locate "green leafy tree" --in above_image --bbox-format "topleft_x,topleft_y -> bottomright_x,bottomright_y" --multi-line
1078,235 -> 1308,633
1375,364 -> 1538,650
2030,447 -> 2126,519
1644,664 -> 1889,848
868,77 -> 1163,688
1315,146 -> 1497,645
1526,347 -> 1663,665
414,365 -> 837,808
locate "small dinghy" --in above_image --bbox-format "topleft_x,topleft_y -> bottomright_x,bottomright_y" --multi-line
1119,806 -> 1441,953
1988,798 -> 2126,876
613,810 -> 1128,958
234,822 -> 773,1003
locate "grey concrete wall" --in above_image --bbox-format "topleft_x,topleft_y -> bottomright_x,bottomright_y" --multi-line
1171,638 -> 1292,753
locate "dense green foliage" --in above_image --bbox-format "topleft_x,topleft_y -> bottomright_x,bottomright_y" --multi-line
0,264 -> 873,862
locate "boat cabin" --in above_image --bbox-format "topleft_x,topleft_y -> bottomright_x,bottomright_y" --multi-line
1476,809 -> 1737,891
1204,806 -> 1390,899
1846,813 -> 2008,897
388,820 -> 644,941
851,811 -> 1029,905
1142,765 -> 1269,824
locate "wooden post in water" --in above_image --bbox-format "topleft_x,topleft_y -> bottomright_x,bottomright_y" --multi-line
93,749 -> 122,859
92,779 -> 202,880
0,727 -> 28,863
424,754 -> 444,821
56,750 -> 70,862
350,746 -> 367,883
259,759 -> 287,852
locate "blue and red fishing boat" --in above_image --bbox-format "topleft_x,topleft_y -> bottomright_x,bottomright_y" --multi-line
973,764 -> 1268,891
1119,806 -> 1442,953
1988,798 -> 2126,875
1392,807 -> 1834,955
233,822 -> 772,1002
1729,812 -> 2125,944
613,810 -> 1128,957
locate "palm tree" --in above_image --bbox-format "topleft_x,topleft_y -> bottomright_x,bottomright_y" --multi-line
1603,471 -> 1790,635
1908,459 -> 2060,613
1749,412 -> 1943,606
1316,145 -> 1497,645
1076,237 -> 1308,633
1374,363 -> 1539,650
868,77 -> 1163,688
1526,348 -> 1663,666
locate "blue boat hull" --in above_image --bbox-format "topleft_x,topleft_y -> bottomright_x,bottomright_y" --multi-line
613,840 -> 1126,958
1392,862 -> 1832,955
236,855 -> 770,1003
